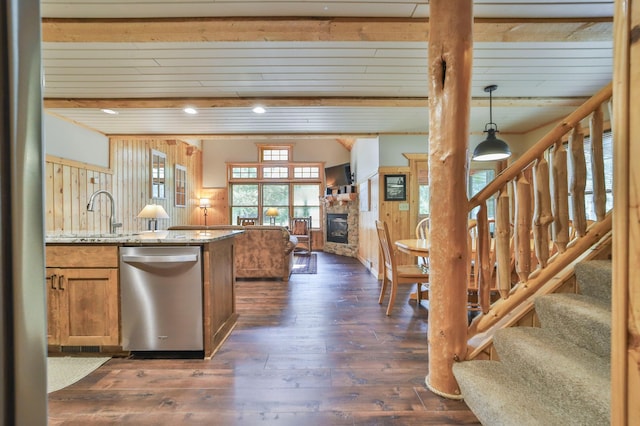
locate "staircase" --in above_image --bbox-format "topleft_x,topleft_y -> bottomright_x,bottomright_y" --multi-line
453,260 -> 612,425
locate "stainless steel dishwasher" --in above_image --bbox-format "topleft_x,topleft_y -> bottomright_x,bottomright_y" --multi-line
120,246 -> 203,352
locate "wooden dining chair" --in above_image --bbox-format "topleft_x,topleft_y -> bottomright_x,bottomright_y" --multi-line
375,220 -> 429,316
237,216 -> 258,226
414,216 -> 430,269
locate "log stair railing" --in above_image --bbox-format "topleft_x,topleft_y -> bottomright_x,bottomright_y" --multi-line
464,82 -> 613,357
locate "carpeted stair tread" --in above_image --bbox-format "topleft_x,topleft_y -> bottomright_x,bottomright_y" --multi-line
574,260 -> 612,303
456,259 -> 612,424
492,327 -> 610,425
453,360 -> 575,426
535,293 -> 611,358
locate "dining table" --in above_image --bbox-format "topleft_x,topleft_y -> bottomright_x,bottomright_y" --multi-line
394,238 -> 430,301
394,238 -> 430,257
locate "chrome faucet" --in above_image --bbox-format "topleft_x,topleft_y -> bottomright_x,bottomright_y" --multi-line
87,190 -> 122,234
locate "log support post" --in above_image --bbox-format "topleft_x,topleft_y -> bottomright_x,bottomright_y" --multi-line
426,0 -> 473,399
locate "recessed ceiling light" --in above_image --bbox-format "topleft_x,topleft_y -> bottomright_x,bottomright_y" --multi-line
101,109 -> 118,115
184,107 -> 198,115
252,106 -> 266,114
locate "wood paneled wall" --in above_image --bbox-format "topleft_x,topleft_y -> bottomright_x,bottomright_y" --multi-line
358,174 -> 381,277
378,166 -> 414,265
45,138 -> 203,234
198,187 -> 228,225
45,155 -> 114,233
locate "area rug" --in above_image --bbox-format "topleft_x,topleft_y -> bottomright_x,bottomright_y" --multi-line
47,356 -> 110,393
292,253 -> 317,274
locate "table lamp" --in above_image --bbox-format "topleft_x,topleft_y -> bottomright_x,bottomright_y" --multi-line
265,207 -> 279,226
137,204 -> 170,231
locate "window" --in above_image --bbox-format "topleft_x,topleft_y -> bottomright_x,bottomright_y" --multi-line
231,184 -> 259,223
263,167 -> 288,179
263,184 -> 290,225
469,169 -> 496,220
151,149 -> 166,199
260,145 -> 291,162
229,146 -> 322,226
559,130 -> 613,221
175,164 -> 187,207
292,184 -> 321,226
294,166 -> 320,179
583,131 -> 613,219
232,167 -> 258,179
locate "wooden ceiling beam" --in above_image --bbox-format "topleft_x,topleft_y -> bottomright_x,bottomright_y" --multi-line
43,96 -> 589,109
42,17 -> 612,43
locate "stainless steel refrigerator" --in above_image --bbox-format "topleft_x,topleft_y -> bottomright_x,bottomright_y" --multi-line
1,0 -> 48,424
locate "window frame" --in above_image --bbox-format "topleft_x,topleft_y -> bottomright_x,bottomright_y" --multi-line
228,160 -> 323,227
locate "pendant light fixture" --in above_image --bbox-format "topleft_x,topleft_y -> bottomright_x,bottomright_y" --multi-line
472,84 -> 511,162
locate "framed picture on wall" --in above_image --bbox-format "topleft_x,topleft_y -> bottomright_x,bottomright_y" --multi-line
384,174 -> 406,201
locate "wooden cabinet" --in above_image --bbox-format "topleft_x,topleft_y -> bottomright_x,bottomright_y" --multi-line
46,245 -> 119,347
202,237 -> 238,357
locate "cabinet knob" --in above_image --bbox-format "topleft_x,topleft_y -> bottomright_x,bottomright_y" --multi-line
58,275 -> 65,290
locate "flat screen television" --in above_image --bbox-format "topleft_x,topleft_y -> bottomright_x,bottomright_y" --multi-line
325,163 -> 352,189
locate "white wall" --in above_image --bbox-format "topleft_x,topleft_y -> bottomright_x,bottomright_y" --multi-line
44,114 -> 110,168
352,137 -> 379,182
201,138 -> 350,187
379,135 -> 428,167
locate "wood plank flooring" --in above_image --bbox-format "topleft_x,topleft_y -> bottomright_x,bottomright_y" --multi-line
48,252 -> 480,425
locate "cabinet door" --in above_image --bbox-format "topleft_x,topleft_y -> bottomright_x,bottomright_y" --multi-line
45,267 -> 62,345
58,268 -> 119,346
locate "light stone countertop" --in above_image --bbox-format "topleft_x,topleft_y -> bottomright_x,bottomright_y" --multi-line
45,229 -> 243,244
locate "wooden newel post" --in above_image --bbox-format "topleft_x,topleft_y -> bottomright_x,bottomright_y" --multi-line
426,0 -> 473,399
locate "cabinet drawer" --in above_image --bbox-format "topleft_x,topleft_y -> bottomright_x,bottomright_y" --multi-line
46,245 -> 119,268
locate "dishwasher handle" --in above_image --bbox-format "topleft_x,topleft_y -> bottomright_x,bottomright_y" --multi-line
121,254 -> 198,264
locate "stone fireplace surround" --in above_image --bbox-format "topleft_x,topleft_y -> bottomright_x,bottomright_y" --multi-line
323,195 -> 358,257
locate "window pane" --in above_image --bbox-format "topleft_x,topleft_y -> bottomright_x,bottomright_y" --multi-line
469,169 -> 496,220
263,149 -> 289,162
419,185 -> 429,215
232,167 -> 258,179
583,131 -> 613,220
231,207 -> 259,223
263,167 -> 288,179
263,184 -> 289,206
293,184 -> 320,227
231,184 -> 259,205
294,166 -> 320,179
263,207 -> 288,226
292,207 -> 320,228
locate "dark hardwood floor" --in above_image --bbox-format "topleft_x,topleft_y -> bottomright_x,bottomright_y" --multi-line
48,251 -> 480,425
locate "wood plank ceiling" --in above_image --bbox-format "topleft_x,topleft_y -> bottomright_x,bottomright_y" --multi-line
41,1 -> 614,140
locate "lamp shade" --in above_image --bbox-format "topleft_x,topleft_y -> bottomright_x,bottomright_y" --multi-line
265,207 -> 279,217
199,198 -> 211,208
472,129 -> 512,161
137,204 -> 170,219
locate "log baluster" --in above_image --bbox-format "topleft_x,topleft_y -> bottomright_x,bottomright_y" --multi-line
551,140 -> 570,253
533,154 -> 553,268
476,204 -> 492,313
590,104 -> 607,221
569,123 -> 587,237
495,185 -> 511,299
514,171 -> 532,283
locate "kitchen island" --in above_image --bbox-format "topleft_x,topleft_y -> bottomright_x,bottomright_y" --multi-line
45,229 -> 242,358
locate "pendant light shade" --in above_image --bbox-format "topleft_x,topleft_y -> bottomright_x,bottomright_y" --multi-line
472,85 -> 511,162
